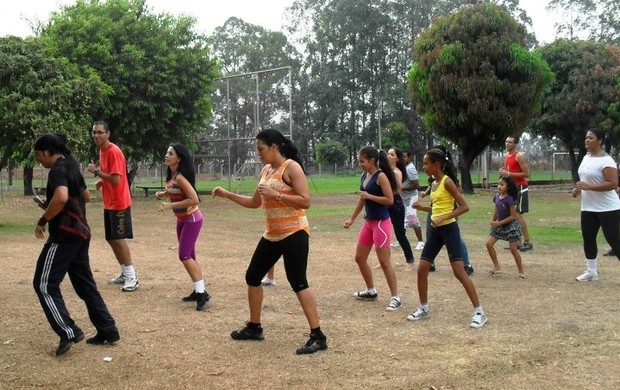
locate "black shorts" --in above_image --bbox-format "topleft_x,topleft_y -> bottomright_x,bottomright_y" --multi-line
517,185 -> 529,214
104,208 -> 134,240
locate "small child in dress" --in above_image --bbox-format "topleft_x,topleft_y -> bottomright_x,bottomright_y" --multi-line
486,175 -> 526,278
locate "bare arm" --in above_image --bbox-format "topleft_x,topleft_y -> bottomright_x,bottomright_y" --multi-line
575,166 -> 618,192
159,175 -> 199,212
35,186 -> 68,239
359,172 -> 393,206
431,178 -> 469,226
259,161 -> 311,209
344,197 -> 365,228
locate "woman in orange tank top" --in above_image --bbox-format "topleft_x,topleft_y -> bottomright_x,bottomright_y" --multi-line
212,129 -> 327,355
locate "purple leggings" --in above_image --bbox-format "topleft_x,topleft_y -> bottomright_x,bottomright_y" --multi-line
176,210 -> 203,261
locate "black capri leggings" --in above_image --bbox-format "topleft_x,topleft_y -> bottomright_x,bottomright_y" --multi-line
581,209 -> 620,260
246,230 -> 310,292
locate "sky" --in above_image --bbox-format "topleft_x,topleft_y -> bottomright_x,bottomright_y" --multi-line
0,0 -> 558,43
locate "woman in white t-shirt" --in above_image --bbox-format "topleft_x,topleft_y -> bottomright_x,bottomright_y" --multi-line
571,128 -> 620,281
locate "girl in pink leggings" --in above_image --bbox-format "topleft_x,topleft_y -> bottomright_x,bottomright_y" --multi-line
344,146 -> 402,311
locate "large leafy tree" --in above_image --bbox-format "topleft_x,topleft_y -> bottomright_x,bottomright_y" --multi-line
0,36 -> 108,195
40,0 -> 219,179
532,39 -> 620,181
547,0 -> 620,44
408,3 -> 554,192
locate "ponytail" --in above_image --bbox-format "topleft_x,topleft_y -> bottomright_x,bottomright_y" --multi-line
256,128 -> 305,173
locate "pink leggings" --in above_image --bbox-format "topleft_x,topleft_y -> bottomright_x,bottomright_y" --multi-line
357,218 -> 392,248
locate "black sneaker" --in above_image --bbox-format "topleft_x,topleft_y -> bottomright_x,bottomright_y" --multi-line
182,291 -> 198,302
231,324 -> 264,341
296,333 -> 328,355
520,241 -> 533,252
603,249 -> 615,257
196,291 -> 210,311
465,265 -> 475,276
56,330 -> 84,356
353,290 -> 378,301
86,331 -> 120,345
430,263 -> 436,272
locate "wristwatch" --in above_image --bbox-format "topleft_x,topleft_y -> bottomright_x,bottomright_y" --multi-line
94,169 -> 100,177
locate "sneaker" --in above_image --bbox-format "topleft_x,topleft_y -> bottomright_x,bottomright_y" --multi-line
390,242 -> 400,248
353,290 -> 378,301
86,330 -> 120,345
108,273 -> 126,285
296,333 -> 328,355
261,277 -> 276,286
470,311 -> 487,328
407,306 -> 429,321
231,323 -> 264,341
196,291 -> 211,311
430,263 -> 436,272
121,277 -> 140,292
603,249 -> 615,257
519,241 -> 533,252
415,242 -> 425,250
465,265 -> 475,276
576,271 -> 599,282
386,297 -> 402,311
182,291 -> 198,302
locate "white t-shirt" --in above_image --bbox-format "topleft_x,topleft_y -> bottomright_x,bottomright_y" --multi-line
578,154 -> 620,212
401,162 -> 419,203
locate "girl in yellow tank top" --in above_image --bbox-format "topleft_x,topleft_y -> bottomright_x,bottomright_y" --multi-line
409,148 -> 487,329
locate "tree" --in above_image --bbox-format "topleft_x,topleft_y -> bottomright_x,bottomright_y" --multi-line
532,39 -> 620,181
40,0 -> 219,182
315,139 -> 348,173
408,3 -> 554,192
547,0 -> 620,44
0,35 -> 108,195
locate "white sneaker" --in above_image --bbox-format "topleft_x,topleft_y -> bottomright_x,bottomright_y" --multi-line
261,277 -> 276,286
575,271 -> 598,282
386,297 -> 402,311
108,273 -> 126,285
407,306 -> 429,321
415,242 -> 425,250
470,311 -> 487,328
121,277 -> 140,292
390,242 -> 400,248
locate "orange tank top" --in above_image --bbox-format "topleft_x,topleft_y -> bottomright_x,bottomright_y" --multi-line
260,159 -> 310,241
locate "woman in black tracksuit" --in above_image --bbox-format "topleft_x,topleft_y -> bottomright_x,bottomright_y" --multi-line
33,134 -> 119,356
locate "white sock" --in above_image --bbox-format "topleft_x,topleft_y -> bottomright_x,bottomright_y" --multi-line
194,280 -> 205,293
367,287 -> 377,294
120,265 -> 126,275
586,259 -> 598,274
124,265 -> 136,279
474,305 -> 484,315
420,303 -> 429,311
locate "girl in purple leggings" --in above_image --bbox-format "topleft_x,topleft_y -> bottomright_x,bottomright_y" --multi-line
156,144 -> 210,311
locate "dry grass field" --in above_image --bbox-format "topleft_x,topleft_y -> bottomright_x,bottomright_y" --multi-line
1,189 -> 619,389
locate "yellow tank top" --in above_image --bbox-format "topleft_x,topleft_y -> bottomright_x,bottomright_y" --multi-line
260,159 -> 310,241
430,175 -> 456,226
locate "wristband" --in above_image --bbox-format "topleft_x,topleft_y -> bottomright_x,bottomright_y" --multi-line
38,216 -> 48,226
94,169 -> 100,177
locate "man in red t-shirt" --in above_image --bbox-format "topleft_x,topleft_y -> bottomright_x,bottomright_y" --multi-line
87,121 -> 140,292
499,135 -> 533,252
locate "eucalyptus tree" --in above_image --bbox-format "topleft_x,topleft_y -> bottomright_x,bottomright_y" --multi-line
208,17 -> 301,169
532,39 -> 620,181
547,0 -> 620,44
0,36 -> 108,194
408,3 -> 554,192
40,0 -> 219,181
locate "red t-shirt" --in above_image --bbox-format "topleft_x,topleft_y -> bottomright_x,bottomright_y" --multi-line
99,142 -> 132,210
504,152 -> 528,186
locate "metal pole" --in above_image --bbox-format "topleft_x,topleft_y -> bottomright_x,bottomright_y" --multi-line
227,79 -> 232,190
255,74 -> 260,132
288,66 -> 293,142
378,101 -> 382,150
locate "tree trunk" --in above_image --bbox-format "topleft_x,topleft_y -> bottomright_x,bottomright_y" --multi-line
23,167 -> 34,196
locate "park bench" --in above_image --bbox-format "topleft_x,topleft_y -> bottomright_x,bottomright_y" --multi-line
135,185 -> 165,197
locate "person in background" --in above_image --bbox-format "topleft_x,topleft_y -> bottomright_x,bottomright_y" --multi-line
603,148 -> 620,257
32,134 -> 119,356
86,121 -> 139,292
156,144 -> 210,311
344,146 -> 402,311
386,147 -> 415,269
486,175 -> 526,278
499,135 -> 533,252
261,267 -> 276,286
409,148 -> 487,328
212,129 -> 327,355
571,128 -> 620,281
402,150 -> 425,252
